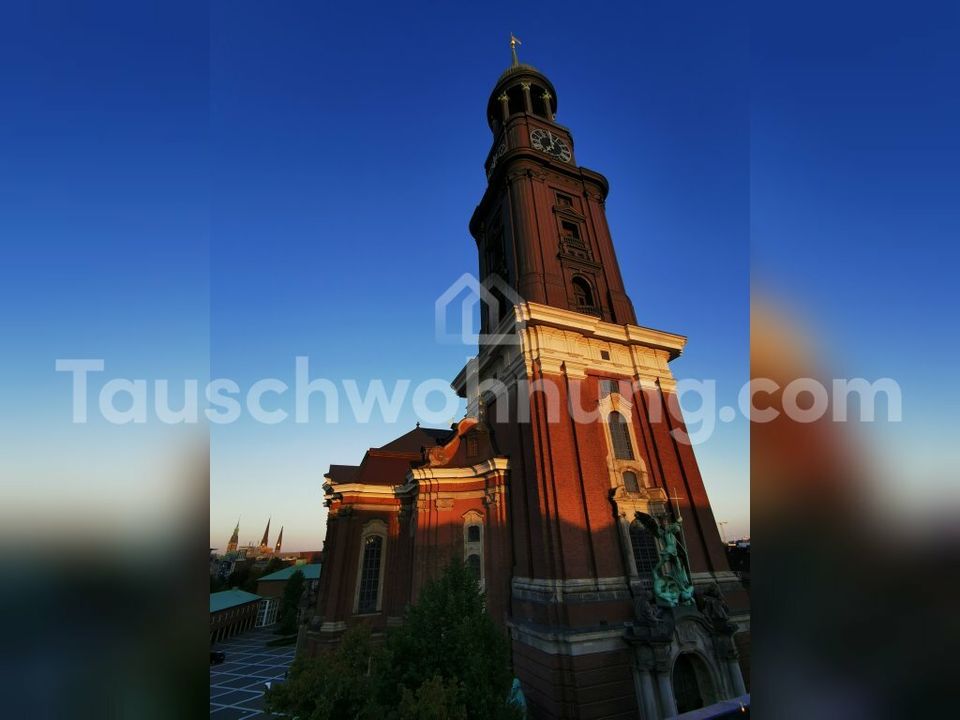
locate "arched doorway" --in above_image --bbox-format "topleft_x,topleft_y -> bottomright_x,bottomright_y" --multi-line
672,653 -> 718,714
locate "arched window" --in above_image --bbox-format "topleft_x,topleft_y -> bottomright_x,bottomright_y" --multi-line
672,653 -> 718,713
623,470 -> 640,493
506,85 -> 524,116
357,534 -> 383,614
466,553 -> 482,582
467,525 -> 481,542
531,85 -> 548,118
608,411 -> 635,460
571,276 -> 594,310
630,521 -> 659,575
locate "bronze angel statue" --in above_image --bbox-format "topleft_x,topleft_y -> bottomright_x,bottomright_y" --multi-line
635,511 -> 695,607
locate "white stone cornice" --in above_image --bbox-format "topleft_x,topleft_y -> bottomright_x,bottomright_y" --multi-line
516,301 -> 686,359
397,457 -> 511,496
409,457 -> 510,482
327,483 -> 400,499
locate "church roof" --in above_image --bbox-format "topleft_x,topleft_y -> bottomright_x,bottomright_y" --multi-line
258,563 -> 322,582
495,62 -> 552,87
209,589 -> 261,614
327,464 -> 359,484
325,426 -> 452,489
496,62 -> 540,84
377,425 -> 451,454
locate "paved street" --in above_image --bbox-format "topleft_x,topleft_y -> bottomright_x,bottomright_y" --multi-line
210,626 -> 295,719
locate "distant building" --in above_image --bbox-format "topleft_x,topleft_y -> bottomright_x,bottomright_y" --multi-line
725,540 -> 750,590
210,589 -> 261,644
256,563 -> 321,597
213,518 -> 307,573
278,550 -> 323,564
255,563 -> 322,627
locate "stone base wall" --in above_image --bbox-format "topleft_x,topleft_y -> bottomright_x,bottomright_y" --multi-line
513,639 -> 639,720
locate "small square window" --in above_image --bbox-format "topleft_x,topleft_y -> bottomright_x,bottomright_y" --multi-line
600,350 -> 611,360
556,193 -> 573,208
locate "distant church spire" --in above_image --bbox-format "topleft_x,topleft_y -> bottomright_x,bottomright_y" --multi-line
274,526 -> 284,555
259,517 -> 271,552
227,519 -> 240,553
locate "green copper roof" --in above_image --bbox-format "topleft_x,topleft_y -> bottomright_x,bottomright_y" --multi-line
258,563 -> 321,582
496,62 -> 541,85
210,588 -> 262,614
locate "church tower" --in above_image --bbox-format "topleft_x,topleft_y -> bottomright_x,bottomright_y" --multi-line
306,40 -> 748,720
226,520 -> 239,554
452,41 -> 749,718
470,42 -> 637,334
274,526 -> 284,555
258,517 -> 271,555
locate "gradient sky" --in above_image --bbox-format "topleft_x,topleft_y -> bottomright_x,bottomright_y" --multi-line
12,2 -> 954,555
1,1 -> 750,551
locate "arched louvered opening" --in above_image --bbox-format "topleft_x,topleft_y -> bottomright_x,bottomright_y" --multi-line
608,411 -> 635,460
572,276 -> 595,310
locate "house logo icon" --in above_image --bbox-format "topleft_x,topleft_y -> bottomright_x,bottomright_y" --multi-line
434,272 -> 525,347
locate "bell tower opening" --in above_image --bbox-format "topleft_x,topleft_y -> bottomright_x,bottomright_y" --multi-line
571,276 -> 596,313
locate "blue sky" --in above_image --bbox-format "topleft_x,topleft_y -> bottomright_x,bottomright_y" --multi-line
204,2 -> 750,549
7,2 -> 953,553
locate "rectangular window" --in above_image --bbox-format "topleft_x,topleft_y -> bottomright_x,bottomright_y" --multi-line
556,193 -> 573,208
630,524 -> 659,575
599,378 -> 619,398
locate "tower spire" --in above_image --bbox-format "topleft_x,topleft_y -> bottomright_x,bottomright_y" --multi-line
259,517 -> 271,552
509,33 -> 521,66
227,518 -> 240,553
274,526 -> 284,555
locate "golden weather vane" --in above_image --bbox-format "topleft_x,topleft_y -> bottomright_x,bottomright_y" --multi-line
510,33 -> 522,66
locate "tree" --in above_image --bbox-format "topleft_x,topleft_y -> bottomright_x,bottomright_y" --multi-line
395,674 -> 468,720
265,561 -> 521,720
275,568 -> 305,635
264,556 -> 287,575
379,560 -> 519,720
266,623 -> 381,719
227,562 -> 251,591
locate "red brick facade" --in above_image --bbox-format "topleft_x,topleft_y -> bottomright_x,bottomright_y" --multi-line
305,57 -> 749,719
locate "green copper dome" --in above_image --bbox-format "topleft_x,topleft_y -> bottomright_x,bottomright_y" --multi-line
496,62 -> 542,85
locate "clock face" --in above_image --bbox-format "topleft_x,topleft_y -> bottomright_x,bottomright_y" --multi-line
530,128 -> 571,162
